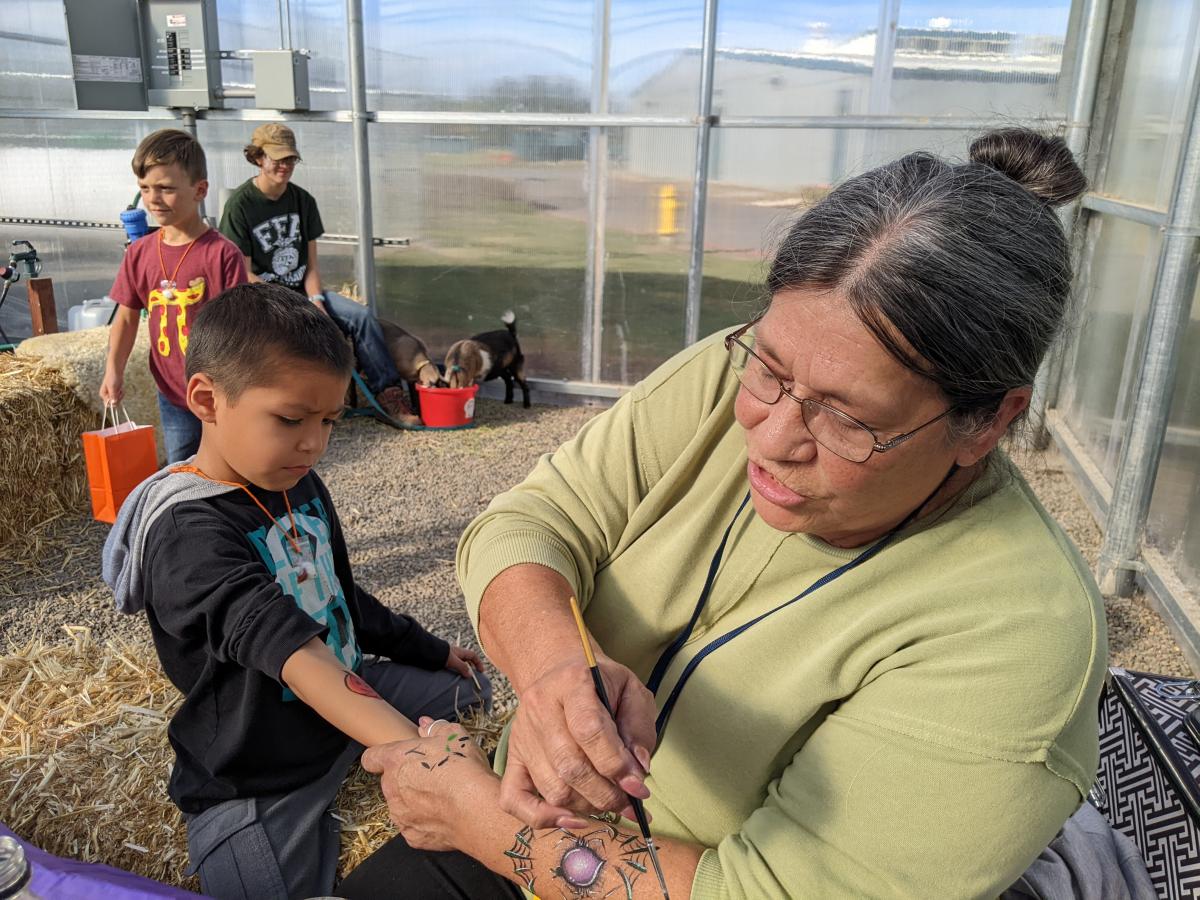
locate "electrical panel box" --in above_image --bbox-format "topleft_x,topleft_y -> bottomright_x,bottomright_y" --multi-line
138,1 -> 223,109
63,0 -> 149,111
252,51 -> 311,111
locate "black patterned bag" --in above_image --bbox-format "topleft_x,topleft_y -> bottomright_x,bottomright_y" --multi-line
1092,667 -> 1200,899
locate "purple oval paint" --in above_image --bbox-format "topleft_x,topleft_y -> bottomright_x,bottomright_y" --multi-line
560,846 -> 604,887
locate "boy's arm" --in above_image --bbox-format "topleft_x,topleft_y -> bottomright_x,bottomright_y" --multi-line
101,304 -> 141,404
243,256 -> 263,284
281,636 -> 418,745
303,240 -> 323,302
354,584 -> 450,669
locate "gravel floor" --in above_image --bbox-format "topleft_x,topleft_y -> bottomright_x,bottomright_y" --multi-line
1,402 -> 1192,702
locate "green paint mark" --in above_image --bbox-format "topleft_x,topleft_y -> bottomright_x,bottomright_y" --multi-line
516,830 -> 531,848
618,868 -> 634,900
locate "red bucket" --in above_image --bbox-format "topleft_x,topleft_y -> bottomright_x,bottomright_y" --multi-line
416,384 -> 479,429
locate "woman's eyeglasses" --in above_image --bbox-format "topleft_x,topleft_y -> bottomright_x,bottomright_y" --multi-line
724,322 -> 952,463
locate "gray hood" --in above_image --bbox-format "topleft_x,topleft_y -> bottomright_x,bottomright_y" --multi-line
102,458 -> 239,614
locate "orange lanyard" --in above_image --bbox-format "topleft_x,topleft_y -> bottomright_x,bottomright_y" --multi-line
157,229 -> 202,295
172,464 -> 306,562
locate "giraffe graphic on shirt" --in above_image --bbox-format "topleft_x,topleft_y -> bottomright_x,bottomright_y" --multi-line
148,277 -> 206,357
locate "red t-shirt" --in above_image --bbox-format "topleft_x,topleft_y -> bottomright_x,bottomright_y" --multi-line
110,228 -> 247,408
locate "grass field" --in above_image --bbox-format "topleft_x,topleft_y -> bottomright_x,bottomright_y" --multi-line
368,162 -> 773,381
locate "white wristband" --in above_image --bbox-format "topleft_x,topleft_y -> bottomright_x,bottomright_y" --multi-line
308,293 -> 324,304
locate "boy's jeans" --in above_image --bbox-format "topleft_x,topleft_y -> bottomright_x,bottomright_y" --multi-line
183,658 -> 491,900
320,291 -> 403,395
157,393 -> 202,463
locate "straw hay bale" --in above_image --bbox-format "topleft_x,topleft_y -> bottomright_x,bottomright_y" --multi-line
0,628 -> 512,888
16,326 -> 164,461
0,355 -> 94,566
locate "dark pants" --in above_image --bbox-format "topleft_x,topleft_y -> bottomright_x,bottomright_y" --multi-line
157,393 -> 202,463
183,659 -> 491,900
321,291 -> 402,395
337,833 -> 523,900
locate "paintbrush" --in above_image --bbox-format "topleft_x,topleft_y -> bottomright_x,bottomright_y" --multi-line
567,595 -> 671,900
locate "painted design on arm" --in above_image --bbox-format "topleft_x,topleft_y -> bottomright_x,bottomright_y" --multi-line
507,820 -> 655,899
414,732 -> 474,771
344,672 -> 381,699
505,826 -> 536,893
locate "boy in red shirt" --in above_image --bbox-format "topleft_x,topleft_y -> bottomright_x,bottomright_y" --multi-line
102,129 -> 248,462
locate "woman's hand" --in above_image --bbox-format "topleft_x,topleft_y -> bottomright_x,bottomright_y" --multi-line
501,656 -> 657,829
362,716 -> 495,852
445,644 -> 485,679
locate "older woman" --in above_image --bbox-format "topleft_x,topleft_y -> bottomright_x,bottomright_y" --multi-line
342,128 -> 1105,899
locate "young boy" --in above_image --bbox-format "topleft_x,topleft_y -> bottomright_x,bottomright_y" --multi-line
219,123 -> 421,427
102,128 -> 248,462
102,283 -> 490,900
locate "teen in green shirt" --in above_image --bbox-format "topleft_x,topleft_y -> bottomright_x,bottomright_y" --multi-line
219,124 -> 419,425
342,129 -> 1105,899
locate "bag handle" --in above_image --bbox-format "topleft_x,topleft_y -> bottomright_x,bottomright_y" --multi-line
101,402 -> 134,430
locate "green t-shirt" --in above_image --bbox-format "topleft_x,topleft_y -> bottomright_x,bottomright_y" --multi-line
218,179 -> 324,293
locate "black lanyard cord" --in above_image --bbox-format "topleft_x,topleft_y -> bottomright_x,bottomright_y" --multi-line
649,464 -> 960,739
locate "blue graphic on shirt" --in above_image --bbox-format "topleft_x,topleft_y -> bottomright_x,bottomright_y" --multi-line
245,496 -> 360,700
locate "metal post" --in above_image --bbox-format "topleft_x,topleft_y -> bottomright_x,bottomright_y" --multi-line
278,0 -> 292,50
683,0 -> 718,347
867,0 -> 900,116
345,0 -> 378,314
862,0 -> 900,161
177,107 -> 210,222
582,0 -> 611,382
1096,48 -> 1200,597
1029,0 -> 1112,442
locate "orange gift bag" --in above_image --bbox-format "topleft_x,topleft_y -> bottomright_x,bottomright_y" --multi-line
83,404 -> 158,523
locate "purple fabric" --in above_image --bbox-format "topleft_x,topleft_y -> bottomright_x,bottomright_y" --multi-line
0,825 -> 204,899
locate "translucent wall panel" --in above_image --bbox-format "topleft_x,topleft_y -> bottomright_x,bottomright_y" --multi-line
367,123 -> 589,381
1099,0 -> 1200,210
0,118 -> 166,222
197,120 -> 358,235
888,1 -> 1070,118
0,0 -> 74,109
709,1 -> 1069,119
712,0 -> 878,117
1146,279 -> 1200,589
698,128 -> 976,339
215,0 -> 349,111
1059,216 -> 1162,482
0,224 -> 126,341
360,1 -> 592,113
610,0 -> 704,116
599,128 -> 694,384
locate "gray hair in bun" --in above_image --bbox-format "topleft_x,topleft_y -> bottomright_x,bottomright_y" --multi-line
766,127 -> 1087,439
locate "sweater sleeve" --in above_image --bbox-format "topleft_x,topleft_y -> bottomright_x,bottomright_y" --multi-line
457,332 -> 735,631
690,710 -> 1081,900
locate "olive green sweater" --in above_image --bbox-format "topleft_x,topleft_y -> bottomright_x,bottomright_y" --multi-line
458,332 -> 1106,899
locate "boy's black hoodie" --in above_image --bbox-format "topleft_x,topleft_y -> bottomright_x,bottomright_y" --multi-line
103,467 -> 447,813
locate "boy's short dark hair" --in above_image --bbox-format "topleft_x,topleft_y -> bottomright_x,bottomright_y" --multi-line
132,129 -> 207,183
187,283 -> 354,399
